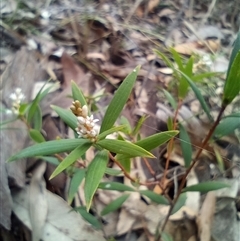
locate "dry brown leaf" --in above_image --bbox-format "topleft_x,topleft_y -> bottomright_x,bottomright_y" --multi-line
12,185 -> 105,241
197,192 -> 216,241
61,51 -> 86,89
86,52 -> 106,61
29,162 -> 48,241
174,42 -> 202,55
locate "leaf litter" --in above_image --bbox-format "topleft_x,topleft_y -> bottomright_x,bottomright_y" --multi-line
1,0 -> 240,240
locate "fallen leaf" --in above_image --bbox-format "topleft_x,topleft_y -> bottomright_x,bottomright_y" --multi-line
12,185 -> 105,241
29,162 -> 48,241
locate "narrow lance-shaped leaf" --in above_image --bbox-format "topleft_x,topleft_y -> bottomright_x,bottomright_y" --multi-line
213,115 -> 240,139
8,139 -> 90,162
182,181 -> 230,193
162,89 -> 177,110
32,104 -> 42,131
222,51 -> 240,106
85,150 -> 109,211
227,31 -> 240,75
27,81 -> 54,122
105,167 -> 122,176
68,169 -> 86,204
101,194 -> 130,216
98,182 -> 135,192
74,206 -> 102,229
50,143 -> 91,179
97,125 -> 126,141
71,80 -> 87,107
176,69 -> 213,122
172,193 -> 186,214
51,105 -> 78,131
97,139 -> 155,158
100,66 -> 140,133
140,190 -> 169,205
179,124 -> 192,168
134,130 -> 179,151
29,129 -> 45,143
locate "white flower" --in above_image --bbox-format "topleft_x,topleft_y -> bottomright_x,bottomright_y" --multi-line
9,88 -> 25,115
76,110 -> 99,141
82,105 -> 88,117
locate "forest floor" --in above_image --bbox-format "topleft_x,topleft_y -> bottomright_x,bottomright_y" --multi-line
1,0 -> 240,241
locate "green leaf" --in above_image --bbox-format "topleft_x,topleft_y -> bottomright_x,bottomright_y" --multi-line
105,167 -> 122,176
74,206 -> 102,229
8,139 -> 90,162
134,130 -> 178,151
167,117 -> 174,131
97,139 -> 155,158
29,129 -> 45,143
50,143 -> 91,179
71,80 -> 87,107
172,193 -> 186,214
140,190 -> 169,205
182,181 -> 230,193
154,50 -> 174,68
223,51 -> 240,105
120,116 -> 132,134
32,105 -> 42,130
98,182 -> 135,192
97,125 -> 126,141
85,150 -> 109,211
39,156 -> 59,166
101,194 -> 130,216
68,169 -> 86,204
184,56 -> 194,77
27,82 -> 52,123
176,69 -> 213,121
170,48 -> 184,70
51,105 -> 78,131
100,66 -> 140,133
118,156 -> 131,173
179,124 -> 192,168
192,72 -> 218,82
213,115 -> 240,139
161,232 -> 173,241
32,106 -> 42,130
162,89 -> 177,110
132,115 -> 148,136
227,31 -> 240,75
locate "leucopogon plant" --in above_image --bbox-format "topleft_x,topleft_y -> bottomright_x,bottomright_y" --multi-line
5,31 -> 240,240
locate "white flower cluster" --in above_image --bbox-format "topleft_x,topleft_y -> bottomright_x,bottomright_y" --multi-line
9,88 -> 25,115
75,105 -> 99,141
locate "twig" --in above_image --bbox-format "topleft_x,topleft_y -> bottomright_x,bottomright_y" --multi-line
160,105 -> 226,233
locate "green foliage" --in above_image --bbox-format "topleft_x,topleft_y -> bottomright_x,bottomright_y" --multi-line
101,194 -> 130,216
84,150 -> 109,211
68,169 -> 86,204
7,60 -> 237,232
97,139 -> 155,158
51,105 -> 78,131
213,113 -> 240,138
98,182 -> 135,192
222,51 -> 240,106
179,124 -> 192,168
100,66 -> 140,133
139,190 -> 169,205
50,143 -> 91,179
74,206 -> 102,229
71,80 -> 87,107
182,181 -> 230,193
171,193 -> 186,214
8,139 -> 89,162
29,129 -> 45,143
